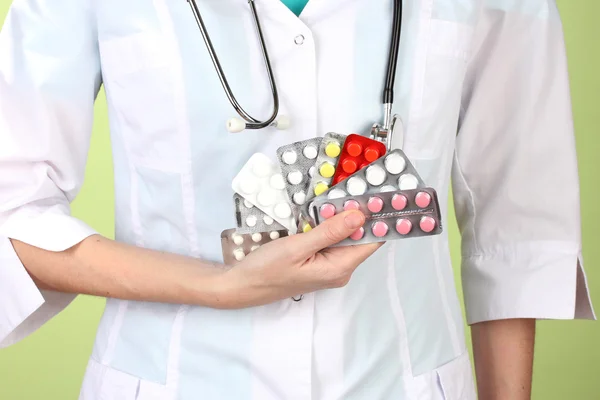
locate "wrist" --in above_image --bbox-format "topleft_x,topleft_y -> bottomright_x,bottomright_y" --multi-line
195,264 -> 251,309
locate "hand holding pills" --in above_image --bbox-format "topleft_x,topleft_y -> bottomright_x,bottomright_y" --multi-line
222,210 -> 384,308
224,132 -> 442,266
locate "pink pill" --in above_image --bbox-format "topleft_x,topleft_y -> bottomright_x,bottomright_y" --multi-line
391,194 -> 408,210
344,200 -> 360,211
350,227 -> 365,241
319,203 -> 337,219
415,192 -> 432,208
367,197 -> 384,213
372,221 -> 389,238
420,216 -> 437,233
396,219 -> 413,235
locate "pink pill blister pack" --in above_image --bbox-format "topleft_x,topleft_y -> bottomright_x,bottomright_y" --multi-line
309,187 -> 443,246
233,194 -> 286,234
232,153 -> 296,232
221,228 -> 289,264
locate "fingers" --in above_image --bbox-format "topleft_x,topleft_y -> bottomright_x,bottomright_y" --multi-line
294,210 -> 366,255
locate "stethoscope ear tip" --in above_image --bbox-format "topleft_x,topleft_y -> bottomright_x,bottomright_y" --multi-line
227,118 -> 247,133
273,115 -> 291,130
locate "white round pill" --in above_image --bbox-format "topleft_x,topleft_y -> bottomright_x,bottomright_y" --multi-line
257,188 -> 276,206
287,170 -> 303,185
251,245 -> 260,252
293,191 -> 307,205
270,231 -> 280,240
308,166 -> 316,177
282,150 -> 298,165
263,215 -> 274,225
274,202 -> 292,218
270,174 -> 286,190
328,189 -> 347,199
380,185 -> 397,193
365,164 -> 387,186
232,234 -> 244,246
253,160 -> 272,177
243,199 -> 254,208
346,177 -> 367,196
399,174 -> 419,190
246,215 -> 257,227
240,179 -> 258,194
252,233 -> 263,243
303,145 -> 318,159
384,153 -> 407,174
233,249 -> 245,261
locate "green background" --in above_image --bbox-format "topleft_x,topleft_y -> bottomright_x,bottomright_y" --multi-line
0,1 -> 598,399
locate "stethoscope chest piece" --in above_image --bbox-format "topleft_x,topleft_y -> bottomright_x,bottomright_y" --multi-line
370,114 -> 404,151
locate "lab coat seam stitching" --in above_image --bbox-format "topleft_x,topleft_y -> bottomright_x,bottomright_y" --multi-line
433,229 -> 462,358
386,245 -> 416,395
452,150 -> 479,254
153,3 -> 189,397
462,240 -> 580,259
407,0 -> 435,158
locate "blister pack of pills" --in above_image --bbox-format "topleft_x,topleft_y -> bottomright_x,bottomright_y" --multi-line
331,134 -> 387,185
221,228 -> 289,264
232,153 -> 296,232
233,193 -> 286,234
309,187 -> 443,246
309,148 -> 425,208
276,137 -> 323,218
305,132 -> 348,200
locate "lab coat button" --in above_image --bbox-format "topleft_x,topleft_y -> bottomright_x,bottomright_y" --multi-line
294,35 -> 305,45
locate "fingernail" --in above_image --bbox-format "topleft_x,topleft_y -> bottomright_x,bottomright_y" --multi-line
345,211 -> 364,229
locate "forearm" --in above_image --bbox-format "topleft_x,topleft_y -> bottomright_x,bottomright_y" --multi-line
472,319 -> 536,400
10,234 -> 231,308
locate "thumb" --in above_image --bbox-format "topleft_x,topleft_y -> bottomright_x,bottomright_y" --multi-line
296,210 -> 366,254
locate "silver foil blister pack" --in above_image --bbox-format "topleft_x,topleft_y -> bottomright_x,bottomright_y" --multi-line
276,137 -> 323,219
233,193 -> 286,234
309,187 -> 443,246
221,228 -> 289,264
302,149 -> 426,223
305,132 -> 348,202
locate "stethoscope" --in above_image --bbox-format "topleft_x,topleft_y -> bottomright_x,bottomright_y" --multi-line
186,0 -> 404,151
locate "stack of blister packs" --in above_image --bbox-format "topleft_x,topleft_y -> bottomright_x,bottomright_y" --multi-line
221,133 -> 442,263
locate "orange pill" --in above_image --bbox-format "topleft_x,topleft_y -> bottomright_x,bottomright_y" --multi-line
364,147 -> 380,162
347,142 -> 363,157
342,159 -> 358,174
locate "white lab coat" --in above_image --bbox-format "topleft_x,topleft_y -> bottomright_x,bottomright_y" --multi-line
0,0 -> 594,399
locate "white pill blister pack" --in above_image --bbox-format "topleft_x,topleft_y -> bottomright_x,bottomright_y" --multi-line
305,132 -> 348,201
233,193 -> 286,234
232,153 -> 296,232
302,149 -> 426,222
276,137 -> 323,218
221,228 -> 289,264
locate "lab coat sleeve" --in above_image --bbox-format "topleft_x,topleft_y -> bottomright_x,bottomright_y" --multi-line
452,1 -> 595,325
0,0 -> 101,347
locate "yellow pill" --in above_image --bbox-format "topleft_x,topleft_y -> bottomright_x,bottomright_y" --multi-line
325,142 -> 341,158
314,182 -> 329,196
302,223 -> 313,233
319,162 -> 335,178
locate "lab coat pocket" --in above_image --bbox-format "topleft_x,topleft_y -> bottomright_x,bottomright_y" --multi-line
99,33 -> 187,172
80,358 -> 171,400
404,20 -> 474,160
434,352 -> 477,400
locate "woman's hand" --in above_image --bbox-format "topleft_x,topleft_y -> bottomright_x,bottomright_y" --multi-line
11,210 -> 381,310
221,210 -> 383,308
